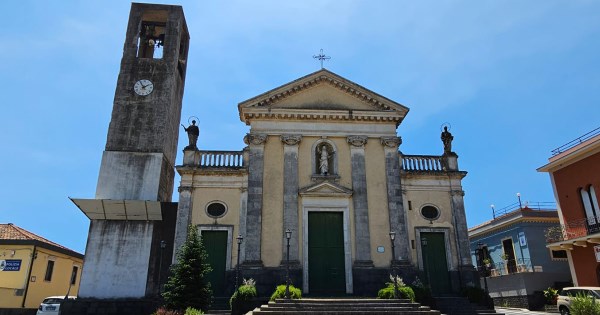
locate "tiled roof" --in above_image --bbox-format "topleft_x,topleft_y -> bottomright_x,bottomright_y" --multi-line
0,223 -> 74,252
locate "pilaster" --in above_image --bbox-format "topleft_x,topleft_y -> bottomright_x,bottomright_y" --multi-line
243,133 -> 267,265
281,135 -> 301,263
347,135 -> 372,266
381,136 -> 410,262
451,189 -> 472,267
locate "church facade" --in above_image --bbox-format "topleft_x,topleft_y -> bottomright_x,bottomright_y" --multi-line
174,69 -> 476,296
69,4 -> 477,309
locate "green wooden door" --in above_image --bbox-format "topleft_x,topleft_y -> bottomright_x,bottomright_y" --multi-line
308,212 -> 346,295
421,232 -> 451,295
202,231 -> 228,296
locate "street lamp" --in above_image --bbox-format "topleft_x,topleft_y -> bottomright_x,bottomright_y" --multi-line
517,192 -> 522,209
477,242 -> 489,295
285,229 -> 292,299
389,231 -> 399,299
236,235 -> 243,291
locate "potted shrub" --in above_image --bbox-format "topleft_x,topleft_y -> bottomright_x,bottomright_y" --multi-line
270,284 -> 302,301
377,275 -> 415,301
230,278 -> 259,315
483,258 -> 492,268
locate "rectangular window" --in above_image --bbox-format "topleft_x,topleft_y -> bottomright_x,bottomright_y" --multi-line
71,266 -> 79,285
44,260 -> 54,282
551,249 -> 568,259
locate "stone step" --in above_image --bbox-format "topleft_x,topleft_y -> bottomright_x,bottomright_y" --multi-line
250,298 -> 443,315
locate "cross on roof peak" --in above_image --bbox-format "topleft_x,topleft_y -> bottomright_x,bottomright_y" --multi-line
313,49 -> 331,69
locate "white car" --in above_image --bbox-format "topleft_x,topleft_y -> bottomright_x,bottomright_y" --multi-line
36,296 -> 76,315
557,287 -> 600,315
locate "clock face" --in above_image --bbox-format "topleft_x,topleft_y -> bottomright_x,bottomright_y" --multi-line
133,79 -> 154,96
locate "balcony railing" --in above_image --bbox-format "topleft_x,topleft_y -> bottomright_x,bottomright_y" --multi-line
197,150 -> 245,168
477,258 -> 535,277
551,126 -> 600,156
545,216 -> 600,243
402,155 -> 444,172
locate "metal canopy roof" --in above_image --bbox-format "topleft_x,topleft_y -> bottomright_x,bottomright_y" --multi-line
70,198 -> 162,221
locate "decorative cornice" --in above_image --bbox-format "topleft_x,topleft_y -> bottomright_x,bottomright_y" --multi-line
347,135 -> 368,148
381,136 -> 402,149
280,134 -> 302,146
243,133 -> 267,146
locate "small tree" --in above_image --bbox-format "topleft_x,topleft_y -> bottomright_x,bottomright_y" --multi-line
162,226 -> 212,312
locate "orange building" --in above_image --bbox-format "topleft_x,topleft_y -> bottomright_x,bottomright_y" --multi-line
0,223 -> 84,310
538,127 -> 600,286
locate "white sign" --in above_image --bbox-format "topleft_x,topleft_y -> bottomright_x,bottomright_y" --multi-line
519,232 -> 527,246
595,245 -> 600,262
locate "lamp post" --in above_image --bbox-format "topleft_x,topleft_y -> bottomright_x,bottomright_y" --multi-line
389,231 -> 399,299
517,192 -> 522,209
236,235 -> 243,291
477,242 -> 489,295
285,229 -> 292,299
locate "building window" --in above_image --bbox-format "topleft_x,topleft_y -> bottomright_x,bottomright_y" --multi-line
206,201 -> 227,218
44,260 -> 54,282
420,205 -> 440,221
581,186 -> 600,222
551,249 -> 568,260
71,266 -> 79,285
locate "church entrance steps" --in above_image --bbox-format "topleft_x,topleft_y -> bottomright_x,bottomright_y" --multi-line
248,298 -> 442,315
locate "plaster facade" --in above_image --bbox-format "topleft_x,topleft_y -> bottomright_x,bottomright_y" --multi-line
175,69 -> 475,296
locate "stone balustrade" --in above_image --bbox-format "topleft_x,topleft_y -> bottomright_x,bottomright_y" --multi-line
197,150 -> 245,168
402,155 -> 444,172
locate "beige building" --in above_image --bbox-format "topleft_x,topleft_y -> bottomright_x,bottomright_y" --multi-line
0,223 -> 83,309
174,69 -> 476,297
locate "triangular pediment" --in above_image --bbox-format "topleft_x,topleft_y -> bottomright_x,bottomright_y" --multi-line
299,181 -> 353,197
238,69 -> 409,125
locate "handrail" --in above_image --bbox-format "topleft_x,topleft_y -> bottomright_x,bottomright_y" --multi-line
551,126 -> 600,156
402,155 -> 443,172
545,215 -> 600,243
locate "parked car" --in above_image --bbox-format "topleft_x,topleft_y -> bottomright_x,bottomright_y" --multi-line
36,296 -> 76,315
557,287 -> 600,315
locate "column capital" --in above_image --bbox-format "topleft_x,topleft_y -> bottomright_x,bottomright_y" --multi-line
178,186 -> 193,193
451,190 -> 465,197
347,135 -> 368,148
280,134 -> 302,146
381,136 -> 402,149
244,133 -> 267,146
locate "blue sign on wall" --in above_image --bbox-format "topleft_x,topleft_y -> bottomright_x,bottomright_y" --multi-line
0,259 -> 22,271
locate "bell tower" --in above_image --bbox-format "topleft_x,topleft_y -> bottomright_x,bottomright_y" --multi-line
73,3 -> 189,300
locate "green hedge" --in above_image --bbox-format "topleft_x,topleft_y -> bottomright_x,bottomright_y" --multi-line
377,285 -> 415,301
230,284 -> 258,308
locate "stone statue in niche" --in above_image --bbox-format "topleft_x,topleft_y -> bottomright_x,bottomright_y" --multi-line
182,120 -> 199,150
317,144 -> 334,175
441,126 -> 454,154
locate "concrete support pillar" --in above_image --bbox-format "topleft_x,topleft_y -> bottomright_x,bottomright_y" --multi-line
451,190 -> 472,267
382,136 -> 411,262
243,133 -> 267,265
347,135 -> 372,266
172,185 -> 193,263
281,135 -> 302,263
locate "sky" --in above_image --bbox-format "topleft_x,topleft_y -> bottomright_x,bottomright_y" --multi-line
1,1 -> 599,254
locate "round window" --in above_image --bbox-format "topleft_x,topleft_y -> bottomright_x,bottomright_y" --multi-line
206,202 -> 227,218
421,205 -> 440,220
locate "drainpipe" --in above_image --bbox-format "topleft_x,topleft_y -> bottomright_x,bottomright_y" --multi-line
21,244 -> 37,308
